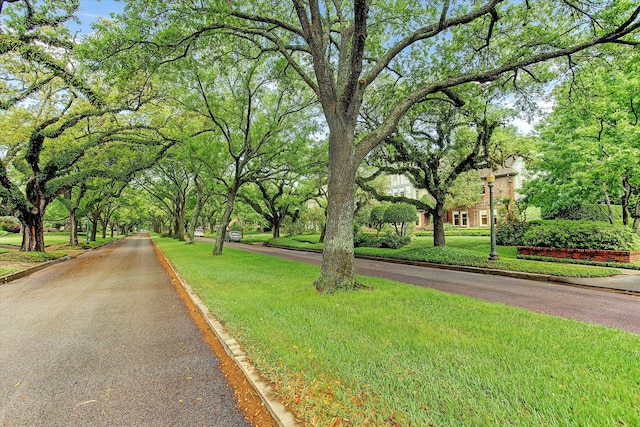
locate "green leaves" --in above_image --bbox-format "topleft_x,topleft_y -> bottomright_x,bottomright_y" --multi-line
525,48 -> 640,224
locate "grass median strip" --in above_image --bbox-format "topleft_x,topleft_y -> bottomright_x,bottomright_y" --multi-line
155,236 -> 640,426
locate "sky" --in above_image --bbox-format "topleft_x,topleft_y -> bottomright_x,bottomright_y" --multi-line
68,0 -> 125,35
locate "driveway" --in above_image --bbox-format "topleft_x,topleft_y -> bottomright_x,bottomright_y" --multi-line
226,242 -> 640,334
0,235 -> 252,426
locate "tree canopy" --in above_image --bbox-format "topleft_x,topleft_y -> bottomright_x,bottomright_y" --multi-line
524,50 -> 640,231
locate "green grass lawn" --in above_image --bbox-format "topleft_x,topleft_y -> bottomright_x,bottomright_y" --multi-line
0,233 -> 123,273
155,236 -> 640,426
240,231 -> 274,242
0,232 -> 122,250
266,234 -> 623,278
0,267 -> 17,276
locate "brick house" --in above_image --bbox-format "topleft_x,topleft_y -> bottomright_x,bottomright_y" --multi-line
447,156 -> 526,228
388,156 -> 527,229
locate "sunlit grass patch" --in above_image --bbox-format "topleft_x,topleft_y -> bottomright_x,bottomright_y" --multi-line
0,250 -> 67,263
0,267 -> 17,276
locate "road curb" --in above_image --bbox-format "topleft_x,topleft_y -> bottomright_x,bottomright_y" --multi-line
151,240 -> 298,427
1,255 -> 74,284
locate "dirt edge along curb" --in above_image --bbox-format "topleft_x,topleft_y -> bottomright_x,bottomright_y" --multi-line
151,239 -> 298,427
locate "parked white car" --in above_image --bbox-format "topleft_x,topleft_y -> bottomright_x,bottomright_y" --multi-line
224,231 -> 241,242
194,227 -> 204,237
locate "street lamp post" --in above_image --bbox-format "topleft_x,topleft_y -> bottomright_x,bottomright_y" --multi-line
486,172 -> 499,261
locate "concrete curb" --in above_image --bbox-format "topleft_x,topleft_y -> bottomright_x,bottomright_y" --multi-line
152,241 -> 298,427
1,255 -> 74,284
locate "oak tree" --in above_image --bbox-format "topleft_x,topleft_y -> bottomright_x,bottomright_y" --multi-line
92,0 -> 640,291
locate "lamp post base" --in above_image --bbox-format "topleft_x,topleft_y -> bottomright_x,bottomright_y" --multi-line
488,253 -> 500,261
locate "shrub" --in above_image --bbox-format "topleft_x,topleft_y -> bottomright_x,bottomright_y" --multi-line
543,204 -> 623,222
354,231 -> 410,249
383,203 -> 417,237
369,206 -> 386,236
378,232 -> 410,249
496,215 -> 536,246
354,231 -> 378,248
523,220 -> 640,251
282,217 -> 306,236
0,217 -> 19,232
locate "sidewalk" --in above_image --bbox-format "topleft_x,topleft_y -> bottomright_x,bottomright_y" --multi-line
557,268 -> 640,294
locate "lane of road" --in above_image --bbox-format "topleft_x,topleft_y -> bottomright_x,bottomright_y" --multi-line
0,235 -> 251,426
227,242 -> 640,334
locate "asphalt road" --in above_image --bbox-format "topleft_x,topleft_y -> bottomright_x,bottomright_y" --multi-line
227,242 -> 640,334
0,235 -> 250,427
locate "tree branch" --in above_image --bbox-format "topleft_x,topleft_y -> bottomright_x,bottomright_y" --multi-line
356,7 -> 640,160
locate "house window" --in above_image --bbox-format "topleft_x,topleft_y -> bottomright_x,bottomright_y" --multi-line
453,211 -> 469,227
480,210 -> 488,226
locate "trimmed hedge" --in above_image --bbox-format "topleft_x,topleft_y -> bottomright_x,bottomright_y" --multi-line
496,217 -> 533,246
522,220 -> 640,251
543,204 -> 623,222
415,228 -> 491,237
354,231 -> 410,249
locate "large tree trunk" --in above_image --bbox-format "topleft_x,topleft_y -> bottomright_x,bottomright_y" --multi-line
20,176 -> 47,252
186,177 -> 206,245
173,200 -> 186,241
432,199 -> 447,247
173,214 -> 182,241
271,213 -> 283,238
314,131 -> 358,293
213,191 -> 236,255
19,212 -> 45,252
90,212 -> 99,241
69,208 -> 79,245
272,221 -> 281,238
100,211 -> 111,239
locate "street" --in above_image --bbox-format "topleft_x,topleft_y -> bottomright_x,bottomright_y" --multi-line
0,235 -> 252,426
